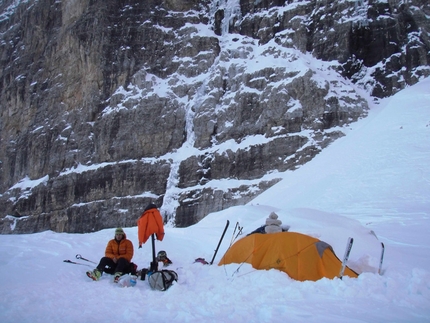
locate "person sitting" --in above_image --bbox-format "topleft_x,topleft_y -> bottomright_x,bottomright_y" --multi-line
86,227 -> 135,283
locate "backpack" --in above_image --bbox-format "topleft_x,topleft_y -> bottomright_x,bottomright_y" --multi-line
148,269 -> 178,291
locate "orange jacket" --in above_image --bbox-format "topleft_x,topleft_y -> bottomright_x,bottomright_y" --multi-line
105,234 -> 134,262
137,208 -> 165,247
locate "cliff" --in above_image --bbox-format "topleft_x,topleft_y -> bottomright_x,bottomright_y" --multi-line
0,0 -> 429,233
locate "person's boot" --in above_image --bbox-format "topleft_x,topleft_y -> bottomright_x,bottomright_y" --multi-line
86,269 -> 102,281
113,272 -> 122,283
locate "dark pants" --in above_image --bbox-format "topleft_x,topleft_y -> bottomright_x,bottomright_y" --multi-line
96,257 -> 134,276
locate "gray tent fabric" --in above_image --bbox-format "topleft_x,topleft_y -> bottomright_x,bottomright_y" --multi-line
315,240 -> 334,258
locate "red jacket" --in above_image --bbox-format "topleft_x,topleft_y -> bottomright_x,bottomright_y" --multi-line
137,208 -> 165,247
105,233 -> 134,262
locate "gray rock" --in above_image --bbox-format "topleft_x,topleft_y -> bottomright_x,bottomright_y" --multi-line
0,0 -> 428,233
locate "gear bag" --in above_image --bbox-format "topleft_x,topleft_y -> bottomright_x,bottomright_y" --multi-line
148,269 -> 178,291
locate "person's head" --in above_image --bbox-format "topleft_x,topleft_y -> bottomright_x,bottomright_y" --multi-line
157,250 -> 167,262
144,202 -> 157,212
115,227 -> 125,240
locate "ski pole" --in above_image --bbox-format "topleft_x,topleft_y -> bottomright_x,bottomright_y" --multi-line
76,254 -> 97,264
229,222 -> 239,247
230,225 -> 243,246
63,260 -> 92,267
234,226 -> 243,240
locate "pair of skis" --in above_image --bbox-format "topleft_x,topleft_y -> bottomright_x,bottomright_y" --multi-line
339,237 -> 385,278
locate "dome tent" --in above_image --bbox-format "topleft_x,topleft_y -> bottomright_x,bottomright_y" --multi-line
218,231 -> 358,281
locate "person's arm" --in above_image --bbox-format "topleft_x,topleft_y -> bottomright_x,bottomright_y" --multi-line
124,240 -> 134,262
105,240 -> 115,259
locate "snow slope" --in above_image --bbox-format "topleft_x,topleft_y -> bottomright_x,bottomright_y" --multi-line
0,78 -> 429,322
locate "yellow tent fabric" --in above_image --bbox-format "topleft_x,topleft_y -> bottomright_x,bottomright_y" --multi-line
218,231 -> 358,281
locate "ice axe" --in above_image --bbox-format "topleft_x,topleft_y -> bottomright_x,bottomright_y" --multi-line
76,254 -> 97,264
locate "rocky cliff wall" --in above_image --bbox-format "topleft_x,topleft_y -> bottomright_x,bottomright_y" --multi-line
0,0 -> 429,233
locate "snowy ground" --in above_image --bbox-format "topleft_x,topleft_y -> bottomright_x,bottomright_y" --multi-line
1,78 -> 429,322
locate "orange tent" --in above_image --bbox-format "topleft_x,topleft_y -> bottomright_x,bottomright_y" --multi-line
218,231 -> 358,281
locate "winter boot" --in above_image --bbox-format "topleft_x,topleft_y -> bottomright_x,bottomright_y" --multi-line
130,263 -> 138,275
86,269 -> 102,281
114,272 -> 122,283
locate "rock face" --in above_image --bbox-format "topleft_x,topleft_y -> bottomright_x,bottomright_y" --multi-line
0,0 -> 429,233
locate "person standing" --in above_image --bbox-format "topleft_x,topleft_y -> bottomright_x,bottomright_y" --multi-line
86,227 -> 134,283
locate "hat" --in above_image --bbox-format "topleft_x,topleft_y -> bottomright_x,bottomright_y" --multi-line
144,203 -> 158,211
157,250 -> 167,259
115,227 -> 124,235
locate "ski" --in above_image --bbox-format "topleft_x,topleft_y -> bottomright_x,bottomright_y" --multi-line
369,230 -> 385,275
63,259 -> 92,267
378,242 -> 385,275
210,220 -> 230,265
339,237 -> 354,279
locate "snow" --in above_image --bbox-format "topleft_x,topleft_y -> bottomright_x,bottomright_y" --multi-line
9,175 -> 49,191
1,0 -> 429,320
1,77 -> 429,322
